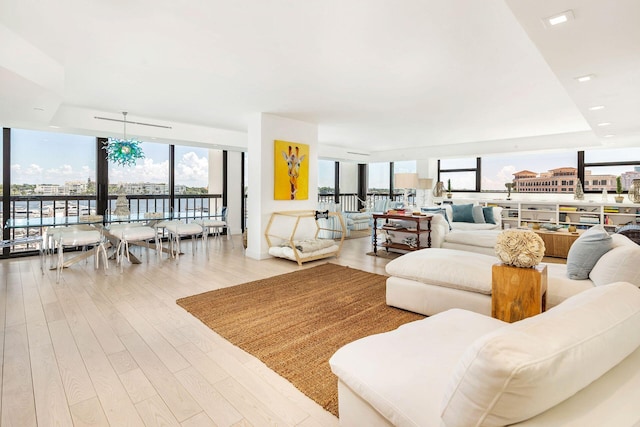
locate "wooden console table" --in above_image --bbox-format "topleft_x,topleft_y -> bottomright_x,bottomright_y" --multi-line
372,213 -> 432,255
491,263 -> 547,323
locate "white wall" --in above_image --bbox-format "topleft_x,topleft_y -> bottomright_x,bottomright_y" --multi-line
246,113 -> 318,260
207,149 -> 223,194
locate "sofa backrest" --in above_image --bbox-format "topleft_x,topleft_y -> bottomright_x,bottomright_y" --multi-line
589,233 -> 640,287
440,282 -> 640,427
442,203 -> 503,228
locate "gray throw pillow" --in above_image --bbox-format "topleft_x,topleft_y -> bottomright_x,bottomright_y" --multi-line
566,225 -> 613,280
472,205 -> 486,224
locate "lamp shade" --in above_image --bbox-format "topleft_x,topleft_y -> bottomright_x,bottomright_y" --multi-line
394,173 -> 419,189
417,178 -> 433,190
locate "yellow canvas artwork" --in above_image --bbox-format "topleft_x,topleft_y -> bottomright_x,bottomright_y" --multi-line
274,140 -> 309,200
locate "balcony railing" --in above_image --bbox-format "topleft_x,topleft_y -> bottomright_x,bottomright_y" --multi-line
317,192 -> 414,210
3,191 -> 416,257
2,194 -> 223,256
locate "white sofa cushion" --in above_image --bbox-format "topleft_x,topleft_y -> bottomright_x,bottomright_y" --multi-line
329,309 -> 505,427
450,222 -> 500,231
441,282 -> 640,427
444,229 -> 500,248
385,248 -> 495,294
543,263 -> 595,307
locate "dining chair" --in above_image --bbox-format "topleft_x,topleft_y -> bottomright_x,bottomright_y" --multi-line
0,234 -> 45,274
105,223 -> 161,271
46,215 -> 104,269
55,228 -> 108,282
193,207 -> 234,249
162,221 -> 205,261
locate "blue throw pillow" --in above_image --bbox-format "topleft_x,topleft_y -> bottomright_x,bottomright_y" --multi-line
483,207 -> 496,224
451,204 -> 475,223
472,205 -> 486,223
566,225 -> 613,280
421,207 -> 451,230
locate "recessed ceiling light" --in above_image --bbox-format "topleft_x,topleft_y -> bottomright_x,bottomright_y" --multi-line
49,125 -> 60,129
575,74 -> 595,83
597,122 -> 611,127
543,10 -> 575,28
603,134 -> 615,138
588,105 -> 605,111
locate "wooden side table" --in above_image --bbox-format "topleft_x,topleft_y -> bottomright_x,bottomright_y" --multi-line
372,213 -> 432,255
491,263 -> 548,323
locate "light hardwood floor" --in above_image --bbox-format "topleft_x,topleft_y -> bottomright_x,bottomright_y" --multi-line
0,234 -> 392,426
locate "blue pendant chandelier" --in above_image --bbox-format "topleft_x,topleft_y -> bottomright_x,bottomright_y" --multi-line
103,112 -> 145,167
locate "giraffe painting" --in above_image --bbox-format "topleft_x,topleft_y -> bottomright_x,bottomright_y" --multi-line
274,140 -> 309,200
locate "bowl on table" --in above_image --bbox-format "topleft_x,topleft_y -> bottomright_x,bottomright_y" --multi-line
540,223 -> 563,232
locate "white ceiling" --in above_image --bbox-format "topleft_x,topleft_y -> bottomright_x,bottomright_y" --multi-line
1,0 -> 638,161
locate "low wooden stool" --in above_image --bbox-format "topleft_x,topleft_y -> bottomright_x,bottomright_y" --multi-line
491,263 -> 547,323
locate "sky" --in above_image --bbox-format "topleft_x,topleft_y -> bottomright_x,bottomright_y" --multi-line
8,129 -> 640,191
9,129 -> 210,187
319,148 -> 640,191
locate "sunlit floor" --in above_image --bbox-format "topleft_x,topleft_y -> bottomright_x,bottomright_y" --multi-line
0,234 -> 391,426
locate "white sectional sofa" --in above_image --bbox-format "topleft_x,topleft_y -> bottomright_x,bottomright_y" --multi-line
420,203 -> 503,254
330,282 -> 640,426
385,231 -> 640,317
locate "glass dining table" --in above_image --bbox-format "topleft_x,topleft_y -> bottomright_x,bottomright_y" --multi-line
5,211 -> 222,267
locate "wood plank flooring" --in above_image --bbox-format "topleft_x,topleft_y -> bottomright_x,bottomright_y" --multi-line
0,235 -> 391,426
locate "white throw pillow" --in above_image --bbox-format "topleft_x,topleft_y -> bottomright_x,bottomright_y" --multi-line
440,282 -> 640,427
492,206 -> 503,228
589,245 -> 640,287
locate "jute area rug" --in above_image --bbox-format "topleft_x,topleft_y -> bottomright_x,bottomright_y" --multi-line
176,263 -> 424,417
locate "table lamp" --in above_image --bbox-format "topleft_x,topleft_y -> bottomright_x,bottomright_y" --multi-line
394,173 -> 419,208
417,178 -> 434,207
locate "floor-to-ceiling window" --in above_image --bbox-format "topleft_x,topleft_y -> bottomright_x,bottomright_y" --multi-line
10,129 -> 96,221
438,158 -> 479,193
174,145 -> 212,214
583,147 -> 640,193
108,140 -> 170,214
482,152 -> 576,193
368,162 -> 390,196
2,127 -> 229,256
318,159 -> 335,204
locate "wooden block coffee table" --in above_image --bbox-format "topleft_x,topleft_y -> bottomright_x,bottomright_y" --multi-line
491,263 -> 548,323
